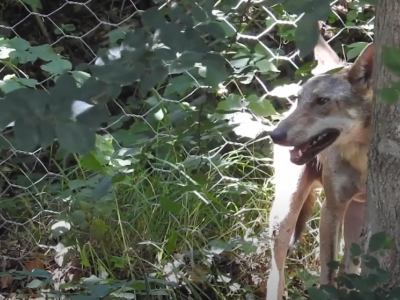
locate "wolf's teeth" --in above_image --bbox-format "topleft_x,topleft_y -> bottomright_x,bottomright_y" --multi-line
298,149 -> 302,156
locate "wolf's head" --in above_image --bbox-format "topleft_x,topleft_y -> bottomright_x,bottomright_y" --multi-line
270,34 -> 374,165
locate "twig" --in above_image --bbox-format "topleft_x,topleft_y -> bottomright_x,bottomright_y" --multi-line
31,6 -> 51,45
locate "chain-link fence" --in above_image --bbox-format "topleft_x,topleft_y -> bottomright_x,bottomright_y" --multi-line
0,0 -> 375,299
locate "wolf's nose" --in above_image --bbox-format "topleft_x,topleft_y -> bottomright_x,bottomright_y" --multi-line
269,129 -> 287,144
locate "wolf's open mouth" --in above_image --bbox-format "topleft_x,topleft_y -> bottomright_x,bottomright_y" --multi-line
289,129 -> 340,165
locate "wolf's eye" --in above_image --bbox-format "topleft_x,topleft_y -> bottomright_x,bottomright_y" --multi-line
315,97 -> 330,105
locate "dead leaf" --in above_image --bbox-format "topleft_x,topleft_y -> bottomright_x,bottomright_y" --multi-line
1,275 -> 12,288
24,259 -> 45,271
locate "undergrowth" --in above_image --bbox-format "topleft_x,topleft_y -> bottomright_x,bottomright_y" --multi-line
0,0 -> 378,299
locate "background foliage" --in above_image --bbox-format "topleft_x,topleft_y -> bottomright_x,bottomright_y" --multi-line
0,0 -> 376,299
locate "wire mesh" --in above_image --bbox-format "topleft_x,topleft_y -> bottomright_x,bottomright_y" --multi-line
0,0 -> 375,294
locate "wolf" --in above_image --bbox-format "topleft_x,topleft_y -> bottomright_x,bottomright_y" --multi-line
265,33 -> 374,300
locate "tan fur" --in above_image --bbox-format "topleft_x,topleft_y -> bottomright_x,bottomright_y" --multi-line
266,33 -> 375,300
339,143 -> 369,184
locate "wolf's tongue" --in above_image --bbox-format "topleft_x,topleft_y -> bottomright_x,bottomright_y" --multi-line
289,148 -> 301,160
289,144 -> 309,161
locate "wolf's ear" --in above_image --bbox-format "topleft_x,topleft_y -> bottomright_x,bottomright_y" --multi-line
347,43 -> 374,89
311,34 -> 342,75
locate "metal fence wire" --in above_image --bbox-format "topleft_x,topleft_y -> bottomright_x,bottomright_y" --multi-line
0,0 -> 375,296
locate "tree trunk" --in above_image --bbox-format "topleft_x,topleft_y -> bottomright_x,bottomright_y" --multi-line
363,0 -> 400,288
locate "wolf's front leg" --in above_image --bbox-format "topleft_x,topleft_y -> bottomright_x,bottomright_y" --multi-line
340,200 -> 365,276
319,198 -> 349,286
267,145 -> 320,300
319,160 -> 362,287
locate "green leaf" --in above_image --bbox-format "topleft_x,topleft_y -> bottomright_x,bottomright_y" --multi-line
380,86 -> 400,104
363,254 -> 380,270
209,239 -> 232,255
368,231 -> 390,252
200,53 -> 229,88
49,73 -> 79,106
92,64 -> 140,86
110,256 -> 125,269
320,284 -> 341,298
5,88 -> 50,118
30,269 -> 51,278
326,260 -> 340,270
314,3 -> 331,20
41,59 -> 72,75
360,0 -> 376,4
112,173 -> 126,184
0,79 -> 25,93
76,104 -> 109,129
79,77 -> 121,105
30,44 -> 59,61
285,0 -> 331,19
20,0 -> 42,9
215,94 -> 243,115
295,61 -> 318,76
382,46 -> 400,76
295,14 -> 320,58
140,65 -> 169,93
16,78 -> 38,88
255,58 -> 279,74
306,287 -> 329,300
122,28 -> 151,49
80,153 -> 103,171
89,219 -> 108,241
350,243 -> 362,257
87,283 -> 112,298
141,7 -> 167,29
284,0 -> 309,14
160,197 -> 181,214
70,70 -> 91,87
165,231 -> 178,255
55,122 -> 96,155
169,51 -> 202,74
9,50 -> 37,63
26,279 -> 44,289
0,77 -> 39,93
388,287 -> 400,300
375,267 -> 390,284
91,176 -> 113,199
192,6 -> 207,22
246,95 -> 276,116
197,22 -> 226,39
8,37 -> 30,51
71,210 -> 86,226
160,23 -> 186,53
37,119 -> 56,148
347,42 -> 369,61
164,75 -> 195,96
352,257 -> 360,266
14,118 -> 39,151
183,27 -> 209,53
107,28 -> 127,44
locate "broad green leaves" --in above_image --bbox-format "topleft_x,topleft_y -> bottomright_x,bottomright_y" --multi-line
55,123 -> 95,155
380,87 -> 400,104
20,0 -> 43,9
381,46 -> 400,104
347,42 -> 369,61
2,73 -> 113,154
382,46 -> 400,76
295,15 -> 320,58
288,0 -> 332,57
307,232 -> 393,300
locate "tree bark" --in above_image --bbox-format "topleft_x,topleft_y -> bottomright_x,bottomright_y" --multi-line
363,0 -> 400,288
